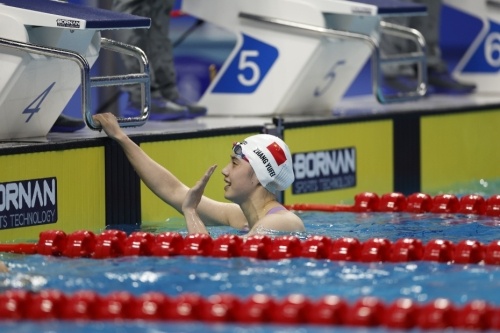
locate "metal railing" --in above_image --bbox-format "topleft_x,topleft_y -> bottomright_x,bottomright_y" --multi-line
0,36 -> 150,130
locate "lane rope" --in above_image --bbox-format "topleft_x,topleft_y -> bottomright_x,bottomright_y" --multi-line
0,289 -> 498,329
0,229 -> 498,265
0,192 -> 498,264
285,192 -> 500,216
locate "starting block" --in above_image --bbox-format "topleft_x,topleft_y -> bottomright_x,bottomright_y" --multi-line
182,0 -> 427,116
0,0 -> 151,140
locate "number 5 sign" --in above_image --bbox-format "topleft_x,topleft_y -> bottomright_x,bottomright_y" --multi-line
213,34 -> 278,93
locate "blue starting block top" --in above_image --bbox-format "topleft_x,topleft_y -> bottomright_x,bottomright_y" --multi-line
348,0 -> 426,15
1,0 -> 150,30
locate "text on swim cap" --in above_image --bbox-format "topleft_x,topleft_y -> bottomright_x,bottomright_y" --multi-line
253,148 -> 276,177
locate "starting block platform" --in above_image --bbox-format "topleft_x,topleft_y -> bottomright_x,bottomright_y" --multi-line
0,0 -> 152,140
181,0 -> 427,116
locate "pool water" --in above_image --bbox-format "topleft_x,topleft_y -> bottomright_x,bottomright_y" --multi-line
0,207 -> 499,332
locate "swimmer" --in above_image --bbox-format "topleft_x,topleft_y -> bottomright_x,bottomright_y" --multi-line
93,113 -> 305,236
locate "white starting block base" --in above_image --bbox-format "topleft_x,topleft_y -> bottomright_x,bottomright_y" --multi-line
0,0 -> 151,140
0,16 -> 99,139
182,0 -> 426,117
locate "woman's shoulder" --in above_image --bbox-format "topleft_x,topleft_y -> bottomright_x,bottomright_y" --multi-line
258,209 -> 305,232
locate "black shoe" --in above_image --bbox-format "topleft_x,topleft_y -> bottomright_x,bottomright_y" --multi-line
50,114 -> 86,133
123,97 -> 188,121
427,67 -> 476,95
171,97 -> 207,119
381,75 -> 434,97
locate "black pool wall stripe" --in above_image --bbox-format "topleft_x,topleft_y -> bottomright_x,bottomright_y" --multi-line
104,139 -> 141,226
393,113 -> 421,195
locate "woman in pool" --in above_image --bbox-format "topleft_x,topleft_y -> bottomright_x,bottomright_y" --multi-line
93,113 -> 305,236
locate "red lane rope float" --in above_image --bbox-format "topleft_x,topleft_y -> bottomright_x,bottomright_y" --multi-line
286,192 -> 500,216
0,289 -> 499,330
0,229 -> 499,266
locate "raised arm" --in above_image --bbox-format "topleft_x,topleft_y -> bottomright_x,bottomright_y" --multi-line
94,113 -> 188,207
92,113 -> 247,229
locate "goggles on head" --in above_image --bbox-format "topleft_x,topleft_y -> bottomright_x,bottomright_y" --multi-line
232,142 -> 248,161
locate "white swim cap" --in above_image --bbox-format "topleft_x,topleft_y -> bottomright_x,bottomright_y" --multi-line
232,134 -> 294,194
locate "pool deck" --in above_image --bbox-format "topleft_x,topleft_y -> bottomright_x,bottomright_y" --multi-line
3,92 -> 498,145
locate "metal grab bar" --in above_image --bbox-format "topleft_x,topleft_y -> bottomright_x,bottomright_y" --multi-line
91,38 -> 150,129
0,36 -> 150,131
378,21 -> 427,103
238,12 -> 427,104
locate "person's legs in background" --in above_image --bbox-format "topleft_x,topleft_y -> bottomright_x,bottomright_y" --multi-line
408,0 -> 476,94
112,0 -> 207,121
381,0 -> 476,95
379,12 -> 420,95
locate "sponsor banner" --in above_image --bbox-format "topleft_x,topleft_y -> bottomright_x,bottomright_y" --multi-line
292,147 -> 356,194
284,120 -> 394,204
0,177 -> 57,230
0,147 -> 106,242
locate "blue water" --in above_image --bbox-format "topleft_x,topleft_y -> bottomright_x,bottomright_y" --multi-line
0,321 -> 388,333
1,210 -> 499,332
3,254 -> 498,305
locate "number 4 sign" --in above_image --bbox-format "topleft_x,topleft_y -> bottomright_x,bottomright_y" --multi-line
23,82 -> 56,122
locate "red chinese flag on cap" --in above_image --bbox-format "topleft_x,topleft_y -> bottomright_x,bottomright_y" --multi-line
267,142 -> 287,166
